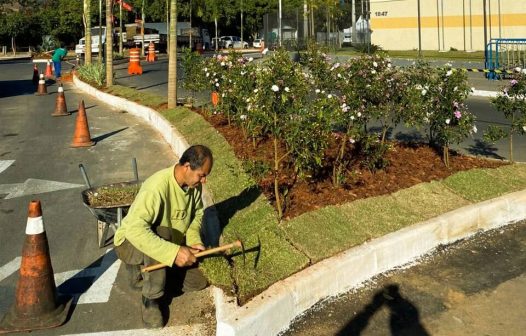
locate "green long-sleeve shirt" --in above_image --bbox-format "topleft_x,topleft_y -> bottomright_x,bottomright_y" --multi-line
114,165 -> 204,266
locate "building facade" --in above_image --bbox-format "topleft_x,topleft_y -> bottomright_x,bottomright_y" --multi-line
370,0 -> 526,51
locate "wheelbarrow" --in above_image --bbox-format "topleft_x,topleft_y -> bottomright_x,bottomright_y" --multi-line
79,158 -> 141,248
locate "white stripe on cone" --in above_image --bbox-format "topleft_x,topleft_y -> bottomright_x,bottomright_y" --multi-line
58,86 -> 64,93
26,216 -> 44,235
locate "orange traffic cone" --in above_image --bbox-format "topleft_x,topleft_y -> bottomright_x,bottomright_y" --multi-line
35,73 -> 47,96
0,200 -> 72,333
32,64 -> 39,85
146,42 -> 156,62
211,91 -> 219,107
52,84 -> 69,117
71,100 -> 95,147
128,48 -> 143,75
45,60 -> 53,79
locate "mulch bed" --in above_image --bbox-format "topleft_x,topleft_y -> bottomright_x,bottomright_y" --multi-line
194,109 -> 505,219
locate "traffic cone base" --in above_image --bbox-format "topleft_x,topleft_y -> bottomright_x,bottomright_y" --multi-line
52,85 -> 69,117
0,200 -> 72,334
0,297 -> 72,333
71,100 -> 95,148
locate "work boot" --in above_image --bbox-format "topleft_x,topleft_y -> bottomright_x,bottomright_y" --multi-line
141,296 -> 163,329
126,264 -> 143,290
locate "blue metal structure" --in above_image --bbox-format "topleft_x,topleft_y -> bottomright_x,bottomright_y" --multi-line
485,38 -> 526,80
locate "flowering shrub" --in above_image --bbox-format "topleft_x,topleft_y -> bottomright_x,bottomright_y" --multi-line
486,72 -> 526,162
189,45 -> 481,217
181,49 -> 206,105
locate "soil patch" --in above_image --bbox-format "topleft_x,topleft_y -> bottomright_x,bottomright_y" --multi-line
193,108 -> 505,219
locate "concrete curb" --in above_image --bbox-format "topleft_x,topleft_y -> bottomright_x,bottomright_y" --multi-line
73,75 -> 525,335
471,89 -> 499,98
213,189 -> 526,336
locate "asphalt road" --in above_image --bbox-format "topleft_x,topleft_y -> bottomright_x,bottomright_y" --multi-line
113,54 -> 525,163
283,220 -> 526,336
0,60 -> 214,335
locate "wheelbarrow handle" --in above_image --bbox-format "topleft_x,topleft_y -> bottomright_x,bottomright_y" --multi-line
140,240 -> 242,273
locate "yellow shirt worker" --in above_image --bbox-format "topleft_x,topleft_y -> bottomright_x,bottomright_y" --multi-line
114,145 -> 213,329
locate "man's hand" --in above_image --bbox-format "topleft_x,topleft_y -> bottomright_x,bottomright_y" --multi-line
174,246 -> 198,267
190,244 -> 205,253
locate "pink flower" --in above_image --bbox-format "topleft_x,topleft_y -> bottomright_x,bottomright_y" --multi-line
454,111 -> 462,119
510,79 -> 518,86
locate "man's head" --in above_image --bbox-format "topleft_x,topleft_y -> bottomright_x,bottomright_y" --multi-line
177,145 -> 213,188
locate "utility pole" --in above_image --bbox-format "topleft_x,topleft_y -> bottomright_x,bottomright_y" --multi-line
119,0 -> 123,54
483,0 -> 488,67
241,0 -> 244,47
141,0 -> 145,57
98,0 -> 102,62
279,0 -> 282,47
417,0 -> 422,57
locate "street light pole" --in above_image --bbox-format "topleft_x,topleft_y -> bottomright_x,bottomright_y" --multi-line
279,0 -> 282,47
98,0 -> 102,62
483,0 -> 488,68
417,0 -> 422,58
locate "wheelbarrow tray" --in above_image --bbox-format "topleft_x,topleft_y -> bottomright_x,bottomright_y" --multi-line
81,181 -> 141,224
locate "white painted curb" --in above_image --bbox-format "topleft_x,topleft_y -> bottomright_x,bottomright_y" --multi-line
471,89 -> 499,98
213,189 -> 526,336
73,75 -> 525,336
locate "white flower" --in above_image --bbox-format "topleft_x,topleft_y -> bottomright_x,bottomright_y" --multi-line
204,67 -> 208,72
327,94 -> 332,99
337,73 -> 342,78
445,62 -> 452,67
522,69 -> 526,75
284,87 -> 290,92
241,71 -> 246,75
445,118 -> 450,124
240,114 -> 247,120
221,62 -> 225,66
206,72 -> 209,77
350,115 -> 355,120
471,87 -> 476,92
371,70 -> 376,74
349,138 -> 356,144
473,125 -> 478,133
357,112 -> 362,117
271,85 -> 279,92
446,70 -> 453,77
245,98 -> 250,103
523,125 -> 526,132
515,67 -> 522,73
453,86 -> 458,91
373,61 -> 378,68
214,78 -> 218,82
321,90 -> 325,94
253,88 -> 259,93
421,89 -> 427,96
315,89 -> 320,93
221,93 -> 225,97
248,57 -> 254,62
387,63 -> 392,68
215,83 -> 220,87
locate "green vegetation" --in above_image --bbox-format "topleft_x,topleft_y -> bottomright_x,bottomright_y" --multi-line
86,183 -> 141,208
82,79 -> 526,304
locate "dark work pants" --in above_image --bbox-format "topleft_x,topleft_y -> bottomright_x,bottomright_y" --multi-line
115,226 -> 207,300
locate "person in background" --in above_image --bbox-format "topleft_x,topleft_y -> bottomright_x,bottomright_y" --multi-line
49,43 -> 67,79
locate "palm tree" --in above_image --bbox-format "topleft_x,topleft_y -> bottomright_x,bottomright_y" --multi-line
105,0 -> 113,86
168,0 -> 178,108
84,0 -> 92,64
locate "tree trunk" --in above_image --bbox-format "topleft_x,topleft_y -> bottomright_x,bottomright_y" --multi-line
84,0 -> 92,64
105,0 -> 113,87
11,36 -> 15,55
273,136 -> 283,220
167,0 -> 178,108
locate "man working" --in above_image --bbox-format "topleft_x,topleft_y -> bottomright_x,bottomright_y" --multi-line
49,43 -> 67,79
114,145 -> 213,329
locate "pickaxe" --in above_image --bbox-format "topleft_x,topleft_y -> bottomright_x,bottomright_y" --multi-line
141,239 -> 245,273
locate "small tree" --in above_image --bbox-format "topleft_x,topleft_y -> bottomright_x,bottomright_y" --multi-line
485,73 -> 526,162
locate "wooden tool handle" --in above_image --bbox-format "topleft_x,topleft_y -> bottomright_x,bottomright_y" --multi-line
141,240 -> 242,273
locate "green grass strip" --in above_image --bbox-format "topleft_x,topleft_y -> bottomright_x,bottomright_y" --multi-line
391,181 -> 471,221
106,85 -> 166,109
442,168 -> 520,202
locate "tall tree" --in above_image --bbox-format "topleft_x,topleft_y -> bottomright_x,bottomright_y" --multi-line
84,0 -> 92,64
167,0 -> 177,108
106,0 -> 113,86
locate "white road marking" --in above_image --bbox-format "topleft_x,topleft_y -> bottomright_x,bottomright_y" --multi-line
0,178 -> 84,199
56,249 -> 121,305
0,160 -> 15,174
0,257 -> 21,282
